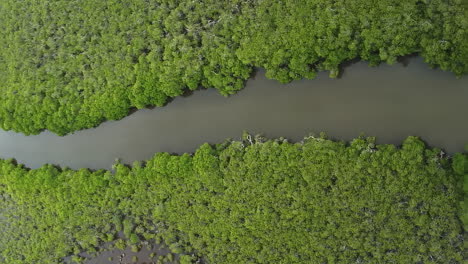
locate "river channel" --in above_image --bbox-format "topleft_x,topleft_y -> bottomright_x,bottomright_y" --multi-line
0,57 -> 467,170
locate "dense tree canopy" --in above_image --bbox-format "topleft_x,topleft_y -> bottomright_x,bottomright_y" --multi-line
0,135 -> 466,263
0,0 -> 466,135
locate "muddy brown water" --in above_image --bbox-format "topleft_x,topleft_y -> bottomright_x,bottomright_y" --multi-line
0,56 -> 467,170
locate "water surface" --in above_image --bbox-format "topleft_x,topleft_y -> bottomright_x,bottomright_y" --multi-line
0,57 -> 467,170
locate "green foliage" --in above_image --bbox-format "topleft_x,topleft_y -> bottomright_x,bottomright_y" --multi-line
452,153 -> 468,231
179,255 -> 193,264
129,233 -> 140,245
115,239 -> 126,250
452,153 -> 468,175
166,253 -> 174,262
463,175 -> 468,230
70,256 -> 84,264
106,233 -> 114,242
123,218 -> 134,238
0,136 -> 465,263
0,0 -> 466,135
169,243 -> 184,254
130,245 -> 140,253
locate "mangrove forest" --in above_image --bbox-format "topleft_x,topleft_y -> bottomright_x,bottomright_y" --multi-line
0,135 -> 466,263
0,0 -> 467,135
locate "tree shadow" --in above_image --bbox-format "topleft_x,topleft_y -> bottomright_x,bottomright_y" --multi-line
337,53 -> 421,78
336,57 -> 362,78
397,53 -> 419,67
